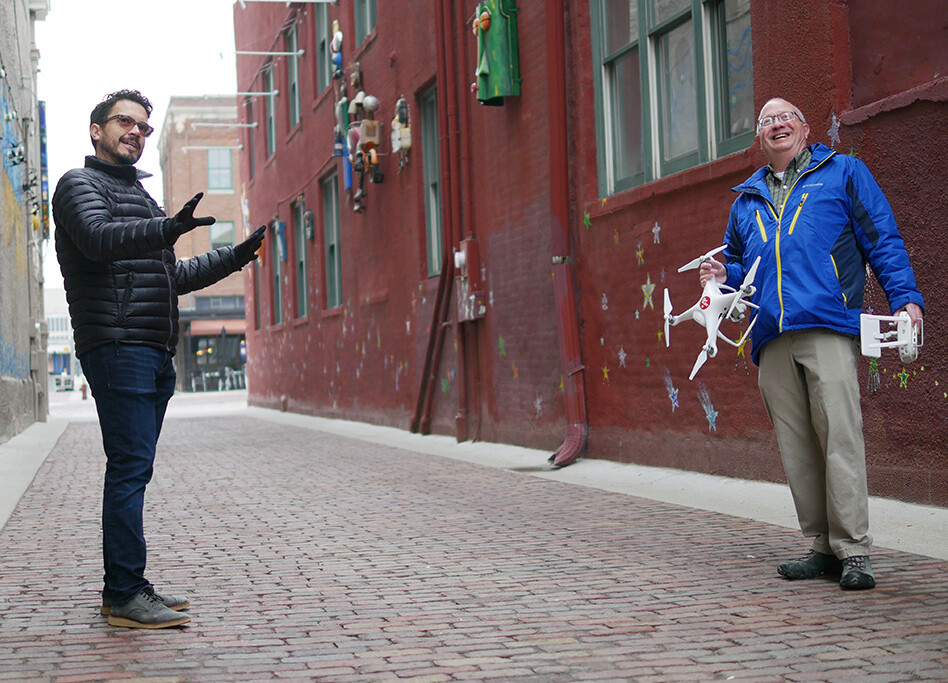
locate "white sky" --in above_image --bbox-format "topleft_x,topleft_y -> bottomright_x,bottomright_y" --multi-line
35,0 -> 241,287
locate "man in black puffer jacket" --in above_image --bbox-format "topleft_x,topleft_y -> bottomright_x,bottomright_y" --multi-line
53,89 -> 265,629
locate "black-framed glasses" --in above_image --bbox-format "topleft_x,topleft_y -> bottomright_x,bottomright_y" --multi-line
104,113 -> 154,138
757,111 -> 800,131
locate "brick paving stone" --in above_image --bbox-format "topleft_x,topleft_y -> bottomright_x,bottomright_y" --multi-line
1,415 -> 947,682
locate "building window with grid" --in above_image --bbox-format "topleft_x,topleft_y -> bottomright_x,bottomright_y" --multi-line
354,0 -> 377,45
420,86 -> 442,277
285,23 -> 301,129
314,3 -> 332,94
322,174 -> 342,309
271,222 -> 283,325
590,0 -> 753,196
210,220 -> 235,250
263,64 -> 277,157
207,148 -> 233,191
292,199 -> 308,318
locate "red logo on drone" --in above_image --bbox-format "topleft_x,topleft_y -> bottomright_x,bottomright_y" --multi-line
699,296 -> 711,310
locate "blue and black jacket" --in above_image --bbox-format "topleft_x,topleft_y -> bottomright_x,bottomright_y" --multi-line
722,143 -> 924,364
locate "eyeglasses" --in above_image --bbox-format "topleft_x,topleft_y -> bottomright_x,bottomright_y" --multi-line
104,113 -> 154,138
757,111 -> 800,131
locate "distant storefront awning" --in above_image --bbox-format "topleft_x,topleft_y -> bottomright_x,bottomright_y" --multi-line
185,319 -> 247,336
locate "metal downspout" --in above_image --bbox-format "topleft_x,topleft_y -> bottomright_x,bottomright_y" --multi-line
546,0 -> 588,467
411,0 -> 466,436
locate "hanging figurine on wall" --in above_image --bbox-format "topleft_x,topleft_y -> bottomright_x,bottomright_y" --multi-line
471,0 -> 522,106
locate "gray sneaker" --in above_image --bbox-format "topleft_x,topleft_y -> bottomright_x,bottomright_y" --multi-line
107,589 -> 191,629
101,588 -> 190,616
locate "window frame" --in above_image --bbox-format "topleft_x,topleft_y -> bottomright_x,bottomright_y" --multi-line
314,3 -> 332,95
206,148 -> 234,192
244,97 -> 256,179
322,174 -> 342,310
285,22 -> 301,129
210,220 -> 236,250
354,0 -> 377,45
263,63 -> 277,158
590,0 -> 754,196
420,86 -> 442,278
270,221 -> 283,325
292,198 -> 309,318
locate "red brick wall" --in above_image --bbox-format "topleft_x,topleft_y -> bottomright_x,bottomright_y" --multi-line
236,1 -> 948,506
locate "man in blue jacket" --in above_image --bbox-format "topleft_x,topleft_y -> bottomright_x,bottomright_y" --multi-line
701,97 -> 924,590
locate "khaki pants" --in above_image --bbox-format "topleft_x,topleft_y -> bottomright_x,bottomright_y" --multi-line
758,329 -> 872,558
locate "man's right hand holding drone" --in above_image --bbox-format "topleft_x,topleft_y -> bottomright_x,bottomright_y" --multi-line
699,258 -> 726,287
699,257 -> 923,333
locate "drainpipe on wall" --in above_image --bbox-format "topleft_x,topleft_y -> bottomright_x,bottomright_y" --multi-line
546,1 -> 588,467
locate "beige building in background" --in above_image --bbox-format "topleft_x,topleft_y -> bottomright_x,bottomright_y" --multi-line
0,0 -> 49,443
158,96 -> 249,392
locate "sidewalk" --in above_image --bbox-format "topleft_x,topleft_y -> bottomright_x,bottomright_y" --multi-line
1,390 -> 947,681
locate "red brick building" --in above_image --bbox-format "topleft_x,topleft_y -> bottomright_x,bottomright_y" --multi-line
234,1 -> 947,506
158,96 -> 249,391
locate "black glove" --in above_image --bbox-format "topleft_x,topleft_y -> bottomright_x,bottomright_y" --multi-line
234,225 -> 266,268
166,192 -> 215,243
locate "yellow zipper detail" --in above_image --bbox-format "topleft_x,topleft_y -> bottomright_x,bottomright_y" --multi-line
788,193 -> 809,235
831,255 -> 847,304
755,210 -> 768,242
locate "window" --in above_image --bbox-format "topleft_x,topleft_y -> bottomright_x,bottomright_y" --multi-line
420,87 -> 442,277
314,3 -> 332,94
244,97 -> 256,178
271,222 -> 283,324
195,295 -> 244,312
253,261 -> 261,330
210,221 -> 235,250
354,0 -> 377,45
263,64 -> 277,157
591,0 -> 753,195
292,199 -> 308,318
322,174 -> 342,309
285,23 -> 301,128
207,149 -> 233,191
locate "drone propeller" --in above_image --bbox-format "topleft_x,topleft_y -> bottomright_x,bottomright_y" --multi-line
725,256 -> 762,321
677,245 -> 726,273
663,289 -> 672,347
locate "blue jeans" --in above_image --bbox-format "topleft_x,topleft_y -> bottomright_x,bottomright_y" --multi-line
80,343 -> 176,606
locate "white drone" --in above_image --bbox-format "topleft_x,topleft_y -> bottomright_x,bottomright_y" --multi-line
664,246 -> 762,380
860,311 -> 923,363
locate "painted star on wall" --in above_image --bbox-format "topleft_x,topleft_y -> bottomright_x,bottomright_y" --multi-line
652,221 -> 661,244
636,241 -> 645,265
642,274 -> 656,310
897,368 -> 910,388
827,112 -> 841,149
617,347 -> 627,367
602,364 -> 609,382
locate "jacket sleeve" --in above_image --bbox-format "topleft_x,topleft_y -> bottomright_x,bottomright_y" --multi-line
175,246 -> 242,295
52,170 -> 175,262
847,159 -> 925,313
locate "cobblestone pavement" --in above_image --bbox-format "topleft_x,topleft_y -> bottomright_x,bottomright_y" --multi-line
1,411 -> 947,682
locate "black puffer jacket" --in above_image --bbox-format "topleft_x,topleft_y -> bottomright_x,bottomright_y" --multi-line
53,156 -> 242,357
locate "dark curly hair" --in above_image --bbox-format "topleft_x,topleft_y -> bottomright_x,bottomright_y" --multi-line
89,90 -> 153,149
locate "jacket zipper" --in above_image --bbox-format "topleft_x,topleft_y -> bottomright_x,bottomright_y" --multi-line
772,153 -> 835,332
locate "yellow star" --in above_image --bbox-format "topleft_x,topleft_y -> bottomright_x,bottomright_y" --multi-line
602,364 -> 610,382
737,338 -> 748,358
657,329 -> 664,344
642,274 -> 656,310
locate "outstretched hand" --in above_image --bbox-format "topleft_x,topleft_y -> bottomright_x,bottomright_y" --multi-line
169,192 -> 216,243
234,225 -> 266,268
